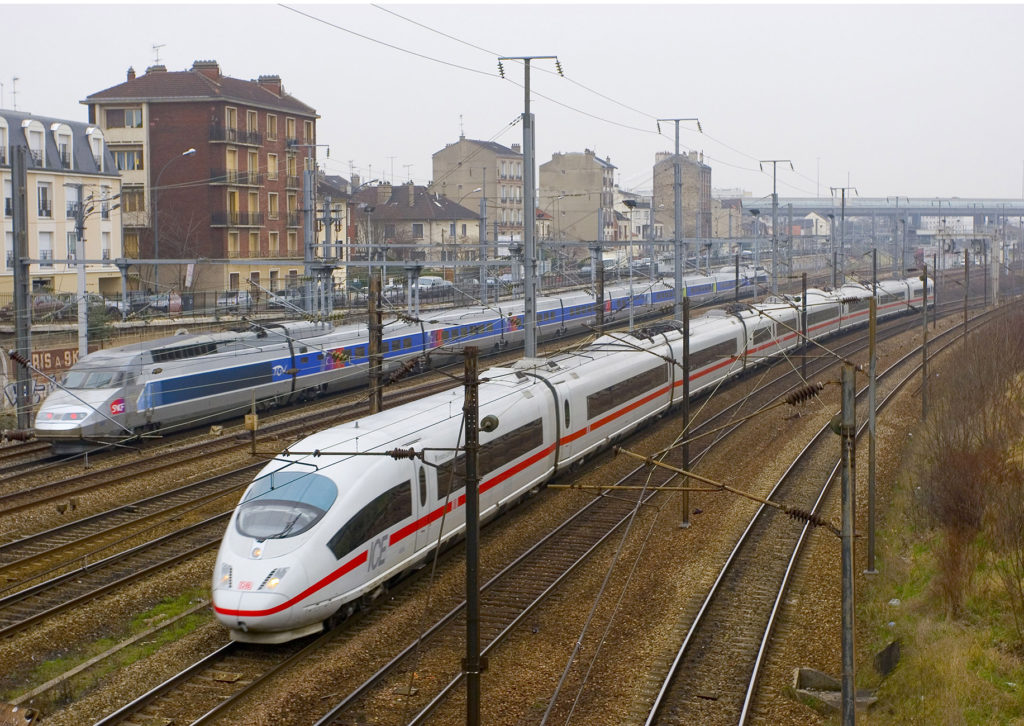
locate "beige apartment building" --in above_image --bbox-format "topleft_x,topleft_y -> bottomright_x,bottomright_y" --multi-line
538,149 -> 616,252
653,150 -> 712,240
1,110 -> 123,297
430,135 -> 523,246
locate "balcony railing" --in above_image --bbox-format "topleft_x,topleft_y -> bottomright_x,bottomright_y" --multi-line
101,205 -> 111,220
4,198 -> 11,217
209,125 -> 262,145
285,175 -> 301,189
211,211 -> 264,227
40,250 -> 53,268
67,202 -> 77,219
92,153 -> 102,170
59,151 -> 72,169
29,149 -> 43,166
0,147 -> 7,165
102,249 -> 110,260
286,212 -> 300,228
38,202 -> 52,218
210,169 -> 265,186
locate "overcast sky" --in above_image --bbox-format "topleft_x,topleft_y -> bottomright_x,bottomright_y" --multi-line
4,2 -> 1023,204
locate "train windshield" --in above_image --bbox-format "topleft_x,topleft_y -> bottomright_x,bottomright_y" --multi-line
63,368 -> 131,389
236,470 -> 338,540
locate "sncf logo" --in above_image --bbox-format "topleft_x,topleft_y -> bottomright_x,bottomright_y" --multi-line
110,398 -> 126,415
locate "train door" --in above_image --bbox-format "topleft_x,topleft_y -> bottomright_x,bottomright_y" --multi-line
413,458 -> 441,553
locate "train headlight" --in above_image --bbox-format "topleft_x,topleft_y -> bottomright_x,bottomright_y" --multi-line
219,563 -> 232,588
260,567 -> 289,590
250,543 -> 263,559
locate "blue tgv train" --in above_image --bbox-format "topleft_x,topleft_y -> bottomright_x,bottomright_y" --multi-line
33,273 -> 748,453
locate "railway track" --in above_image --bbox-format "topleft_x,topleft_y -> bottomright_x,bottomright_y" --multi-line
640,304 -> 1005,725
76,300 -> 960,725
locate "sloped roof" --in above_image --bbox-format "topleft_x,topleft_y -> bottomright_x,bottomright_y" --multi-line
0,109 -> 118,177
83,65 -> 317,116
463,138 -> 520,157
352,185 -> 478,221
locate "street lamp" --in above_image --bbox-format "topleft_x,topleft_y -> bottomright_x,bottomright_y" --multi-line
152,147 -> 196,293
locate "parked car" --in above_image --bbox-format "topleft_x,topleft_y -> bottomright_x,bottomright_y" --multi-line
0,293 -> 67,321
217,290 -> 253,311
106,291 -> 151,317
267,288 -> 305,309
148,292 -> 182,314
413,275 -> 454,299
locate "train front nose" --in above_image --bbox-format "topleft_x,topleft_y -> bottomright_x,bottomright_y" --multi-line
214,588 -> 290,633
212,559 -> 323,643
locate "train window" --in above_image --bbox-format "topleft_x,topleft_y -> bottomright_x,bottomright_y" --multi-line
690,340 -> 737,370
317,353 -> 325,360
564,400 -> 571,430
437,454 -> 466,498
353,346 -> 366,358
807,308 -> 836,327
326,480 -> 412,559
403,338 -> 412,349
478,418 -> 544,475
753,326 -> 774,345
586,365 -> 668,420
300,356 -> 309,364
236,471 -> 337,540
419,468 -> 427,508
847,298 -> 870,312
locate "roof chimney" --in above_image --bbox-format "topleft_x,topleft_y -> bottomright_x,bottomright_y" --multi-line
376,183 -> 392,205
126,66 -> 136,81
407,183 -> 416,207
145,64 -> 167,74
511,143 -> 521,155
257,74 -> 282,95
350,173 -> 360,192
191,60 -> 221,81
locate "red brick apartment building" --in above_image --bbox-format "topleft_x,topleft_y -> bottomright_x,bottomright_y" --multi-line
83,60 -> 318,292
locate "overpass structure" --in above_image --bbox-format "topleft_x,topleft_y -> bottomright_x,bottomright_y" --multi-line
741,197 -> 1024,219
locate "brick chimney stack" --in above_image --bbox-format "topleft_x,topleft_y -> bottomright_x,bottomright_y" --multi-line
257,74 -> 282,95
126,66 -> 136,81
192,60 -> 221,81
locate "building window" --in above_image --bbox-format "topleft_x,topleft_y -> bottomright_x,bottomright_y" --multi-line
67,231 -> 77,260
247,110 -> 258,133
3,179 -> 11,216
37,182 -> 52,217
412,223 -> 424,239
114,149 -> 144,171
248,150 -> 258,178
303,120 -> 313,144
228,231 -> 240,256
226,107 -> 237,130
229,272 -> 239,290
250,271 -> 260,287
267,114 -> 278,140
4,231 -> 12,269
285,117 -> 296,143
102,231 -> 111,260
286,154 -> 297,177
462,223 -> 467,236
248,191 -> 259,214
267,153 -> 278,180
106,108 -> 142,128
449,222 -> 456,238
287,231 -> 298,256
123,231 -> 139,258
269,231 -> 279,256
122,187 -> 145,212
249,231 -> 260,254
39,231 -> 53,267
268,192 -> 279,219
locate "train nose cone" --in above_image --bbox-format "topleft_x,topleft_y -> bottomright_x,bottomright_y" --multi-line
213,589 -> 289,630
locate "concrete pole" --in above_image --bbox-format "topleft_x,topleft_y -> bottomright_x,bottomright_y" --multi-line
463,346 -> 482,726
479,167 -> 488,304
73,185 -> 88,358
11,145 -> 33,429
840,362 -> 858,726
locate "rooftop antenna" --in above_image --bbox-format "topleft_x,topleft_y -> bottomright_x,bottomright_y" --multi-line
152,43 -> 165,64
459,113 -> 464,138
403,163 -> 413,183
387,156 -> 396,184
11,76 -> 19,110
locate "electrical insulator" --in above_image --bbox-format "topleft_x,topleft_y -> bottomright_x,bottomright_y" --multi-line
497,61 -> 504,78
7,350 -> 30,367
555,60 -> 563,76
784,382 -> 824,406
387,447 -> 418,460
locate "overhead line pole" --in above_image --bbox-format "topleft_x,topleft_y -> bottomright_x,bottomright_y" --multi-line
658,117 -> 701,322
760,159 -> 792,296
830,185 -> 858,283
499,54 -> 562,359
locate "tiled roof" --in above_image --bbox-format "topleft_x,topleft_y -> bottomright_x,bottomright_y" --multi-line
352,185 -> 478,221
464,138 -> 520,157
83,66 -> 317,116
0,109 -> 118,177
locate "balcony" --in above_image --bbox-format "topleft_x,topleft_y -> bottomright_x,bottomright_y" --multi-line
59,151 -> 72,169
40,250 -> 53,268
209,125 -> 262,146
211,211 -> 264,227
101,205 -> 111,220
66,202 -> 77,219
210,169 -> 264,186
29,149 -> 43,166
285,175 -> 301,189
286,212 -> 300,228
38,202 -> 52,218
102,249 -> 110,260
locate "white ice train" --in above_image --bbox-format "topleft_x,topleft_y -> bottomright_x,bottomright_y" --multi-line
212,276 -> 929,643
